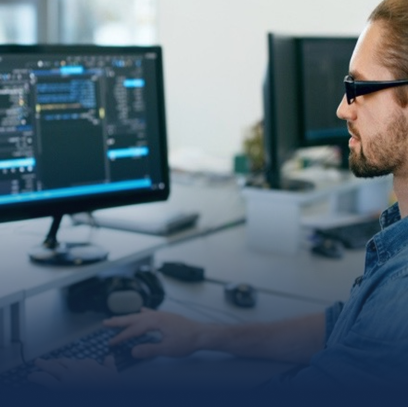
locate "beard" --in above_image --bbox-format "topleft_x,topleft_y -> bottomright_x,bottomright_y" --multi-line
349,113 -> 408,178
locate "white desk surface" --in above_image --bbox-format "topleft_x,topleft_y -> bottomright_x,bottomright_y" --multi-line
67,176 -> 367,305
154,225 -> 364,305
0,181 -> 364,311
73,177 -> 246,243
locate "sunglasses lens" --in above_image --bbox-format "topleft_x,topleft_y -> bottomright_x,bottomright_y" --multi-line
344,81 -> 354,104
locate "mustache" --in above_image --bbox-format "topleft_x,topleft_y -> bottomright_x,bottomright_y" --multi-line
347,122 -> 361,140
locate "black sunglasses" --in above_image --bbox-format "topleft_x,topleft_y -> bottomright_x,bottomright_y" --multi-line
344,74 -> 408,104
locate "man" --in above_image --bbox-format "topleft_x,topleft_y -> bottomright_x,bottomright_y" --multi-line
32,0 -> 408,398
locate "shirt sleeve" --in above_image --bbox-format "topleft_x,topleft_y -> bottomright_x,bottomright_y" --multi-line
268,276 -> 408,395
324,301 -> 344,344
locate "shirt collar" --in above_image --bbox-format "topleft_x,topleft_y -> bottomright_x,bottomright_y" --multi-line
379,202 -> 401,228
373,202 -> 408,263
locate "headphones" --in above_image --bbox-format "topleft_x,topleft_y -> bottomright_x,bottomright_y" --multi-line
67,269 -> 165,315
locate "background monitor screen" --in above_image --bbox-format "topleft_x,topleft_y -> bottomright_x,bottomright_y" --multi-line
0,45 -> 169,224
296,37 -> 357,147
262,34 -> 357,190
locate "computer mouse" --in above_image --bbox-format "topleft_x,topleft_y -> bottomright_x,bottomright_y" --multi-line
311,238 -> 344,259
224,282 -> 257,308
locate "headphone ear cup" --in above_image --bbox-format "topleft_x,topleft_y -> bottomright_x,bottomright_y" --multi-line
67,277 -> 106,313
67,272 -> 165,316
134,270 -> 165,309
105,277 -> 144,315
107,289 -> 144,315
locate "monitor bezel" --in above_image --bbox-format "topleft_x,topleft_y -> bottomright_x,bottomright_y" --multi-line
262,33 -> 300,189
0,44 -> 170,223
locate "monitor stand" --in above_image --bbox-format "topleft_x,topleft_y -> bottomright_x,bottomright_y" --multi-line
29,214 -> 109,266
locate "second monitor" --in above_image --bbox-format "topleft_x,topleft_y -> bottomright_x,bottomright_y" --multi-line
262,34 -> 357,190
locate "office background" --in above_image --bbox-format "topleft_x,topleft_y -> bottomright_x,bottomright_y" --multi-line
0,0 -> 379,171
0,0 -> 390,387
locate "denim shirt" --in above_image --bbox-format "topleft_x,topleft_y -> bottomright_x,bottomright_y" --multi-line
273,202 -> 408,392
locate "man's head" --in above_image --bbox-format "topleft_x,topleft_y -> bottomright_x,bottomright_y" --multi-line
337,0 -> 408,178
369,0 -> 408,107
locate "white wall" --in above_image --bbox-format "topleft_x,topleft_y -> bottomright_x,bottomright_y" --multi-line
157,0 -> 380,169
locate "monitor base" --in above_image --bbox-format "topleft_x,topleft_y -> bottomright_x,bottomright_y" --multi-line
29,214 -> 109,266
29,242 -> 109,266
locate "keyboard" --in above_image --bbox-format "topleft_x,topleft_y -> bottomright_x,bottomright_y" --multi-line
0,326 -> 157,389
314,217 -> 381,249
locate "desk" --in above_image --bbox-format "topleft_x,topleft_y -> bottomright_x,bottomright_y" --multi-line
0,179 -> 367,390
0,216 -> 168,368
68,173 -> 368,304
127,223 -> 365,389
72,175 -> 246,245
154,224 -> 364,305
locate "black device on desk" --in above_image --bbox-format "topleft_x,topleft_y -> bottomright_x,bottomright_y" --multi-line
158,262 -> 205,282
311,238 -> 344,259
314,217 -> 381,249
0,44 -> 169,265
224,282 -> 257,308
158,262 -> 258,308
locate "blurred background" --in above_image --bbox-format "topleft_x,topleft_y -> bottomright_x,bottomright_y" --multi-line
0,0 -> 380,173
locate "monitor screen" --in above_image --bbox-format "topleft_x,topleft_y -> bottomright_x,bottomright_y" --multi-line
0,45 -> 169,264
296,37 -> 357,147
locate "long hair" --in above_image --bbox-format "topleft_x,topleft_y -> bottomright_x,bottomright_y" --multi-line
369,0 -> 408,106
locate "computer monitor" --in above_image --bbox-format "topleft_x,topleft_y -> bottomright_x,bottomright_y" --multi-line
0,44 -> 169,265
296,37 -> 357,167
262,33 -> 312,191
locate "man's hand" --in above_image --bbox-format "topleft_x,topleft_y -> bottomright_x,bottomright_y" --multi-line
29,355 -> 119,389
104,308 -> 204,359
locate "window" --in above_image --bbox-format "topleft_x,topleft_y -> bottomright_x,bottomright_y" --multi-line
60,0 -> 158,45
0,1 -> 37,43
0,0 -> 157,45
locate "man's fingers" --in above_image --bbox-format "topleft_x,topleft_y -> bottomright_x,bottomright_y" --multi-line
104,308 -> 153,326
103,314 -> 137,327
108,321 -> 159,345
108,325 -> 147,345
